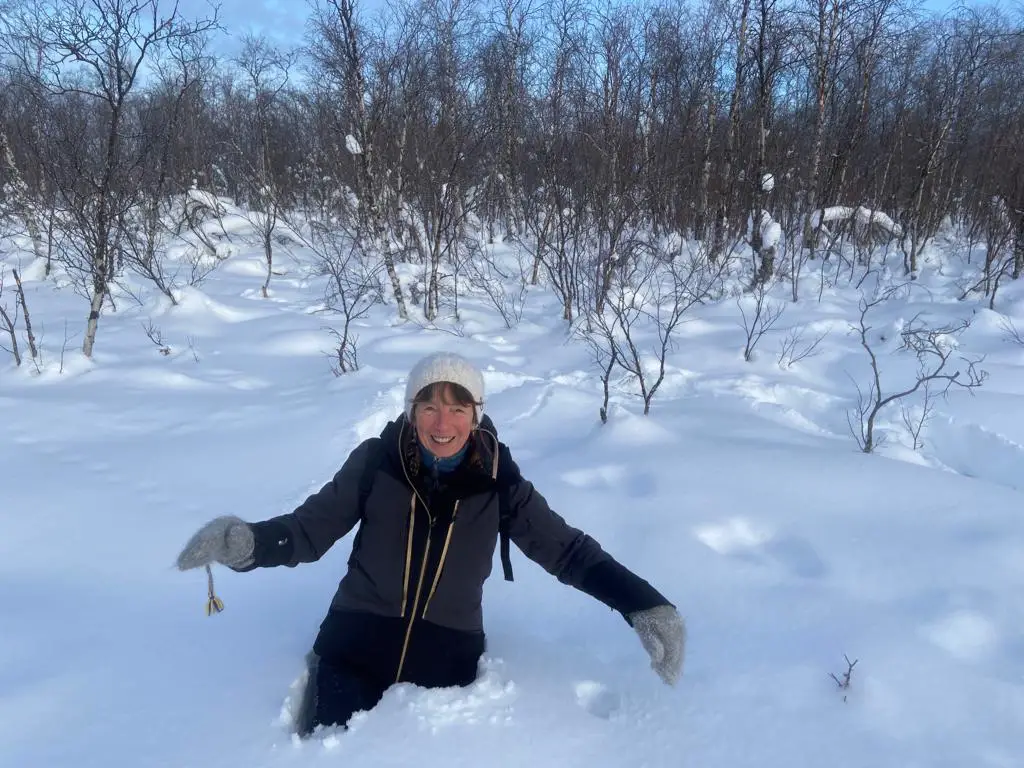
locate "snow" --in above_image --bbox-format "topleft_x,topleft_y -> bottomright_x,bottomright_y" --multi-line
811,206 -> 903,237
187,187 -> 227,216
3,218 -> 1024,768
761,172 -> 775,193
345,134 -> 363,155
757,210 -> 783,250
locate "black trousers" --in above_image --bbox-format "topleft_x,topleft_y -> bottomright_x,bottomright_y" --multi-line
296,654 -> 389,736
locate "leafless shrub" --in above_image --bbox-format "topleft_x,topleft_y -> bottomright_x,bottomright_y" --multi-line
848,287 -> 986,453
900,382 -> 936,450
777,325 -> 829,369
59,319 -> 78,375
461,237 -> 528,329
0,271 -> 22,366
582,244 -> 723,417
0,266 -> 40,368
303,221 -> 382,376
954,197 -> 1017,310
121,196 -> 223,305
830,654 -> 858,703
533,193 -> 589,323
326,326 -> 360,376
142,318 -> 171,356
186,335 -> 200,363
739,281 -> 785,362
999,316 -> 1024,346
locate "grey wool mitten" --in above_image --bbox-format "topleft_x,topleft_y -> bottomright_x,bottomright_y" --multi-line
176,515 -> 255,571
628,604 -> 686,686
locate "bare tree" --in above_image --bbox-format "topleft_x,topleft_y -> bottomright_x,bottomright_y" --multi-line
535,191 -> 589,323
739,279 -> 785,362
0,271 -> 22,366
796,0 -> 846,255
746,0 -> 788,286
1,0 -> 218,357
586,243 -> 722,416
0,130 -> 47,265
232,34 -> 297,298
477,0 -> 538,240
579,298 -> 619,424
309,0 -> 409,319
301,219 -> 382,375
847,287 -> 986,453
120,33 -> 215,305
711,0 -> 751,263
460,236 -> 529,328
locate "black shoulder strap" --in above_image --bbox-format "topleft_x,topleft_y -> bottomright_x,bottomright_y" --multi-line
356,438 -> 385,519
498,482 -> 514,582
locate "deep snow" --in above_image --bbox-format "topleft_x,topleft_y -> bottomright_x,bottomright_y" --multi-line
2,210 -> 1023,768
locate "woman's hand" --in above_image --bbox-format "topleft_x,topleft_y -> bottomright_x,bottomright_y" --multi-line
176,515 -> 255,571
628,604 -> 685,686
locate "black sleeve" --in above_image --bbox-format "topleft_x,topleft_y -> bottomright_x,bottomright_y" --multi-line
500,445 -> 671,618
235,439 -> 376,568
578,560 -> 672,621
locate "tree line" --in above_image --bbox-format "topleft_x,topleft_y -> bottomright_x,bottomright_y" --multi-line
0,0 -> 1022,358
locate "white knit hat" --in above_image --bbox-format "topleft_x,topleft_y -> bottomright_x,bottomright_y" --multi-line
404,351 -> 485,422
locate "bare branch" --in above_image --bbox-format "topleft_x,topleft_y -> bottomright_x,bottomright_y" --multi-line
848,288 -> 986,453
778,324 -> 829,369
739,280 -> 785,362
830,655 -> 859,703
142,317 -> 170,355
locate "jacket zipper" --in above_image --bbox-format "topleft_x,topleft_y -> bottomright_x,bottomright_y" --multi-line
396,421 -> 443,682
393,420 -> 477,682
395,515 -> 433,683
398,424 -> 434,619
421,501 -> 459,619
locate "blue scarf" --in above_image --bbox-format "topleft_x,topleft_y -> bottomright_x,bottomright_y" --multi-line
419,440 -> 469,474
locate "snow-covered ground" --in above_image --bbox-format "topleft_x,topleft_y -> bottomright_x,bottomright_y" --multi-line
2,216 -> 1024,768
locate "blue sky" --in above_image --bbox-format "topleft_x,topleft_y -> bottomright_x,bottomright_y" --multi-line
178,0 -> 310,47
178,0 -> 388,50
180,0 -> 973,54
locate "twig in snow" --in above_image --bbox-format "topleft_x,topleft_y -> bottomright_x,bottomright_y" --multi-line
830,655 -> 859,703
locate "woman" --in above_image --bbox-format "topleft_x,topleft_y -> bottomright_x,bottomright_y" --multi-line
176,351 -> 685,735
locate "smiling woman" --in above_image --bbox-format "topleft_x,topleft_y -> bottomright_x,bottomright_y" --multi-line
175,351 -> 684,737
408,354 -> 483,462
413,383 -> 477,457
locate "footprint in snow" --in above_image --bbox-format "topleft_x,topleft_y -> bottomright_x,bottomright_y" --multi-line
575,681 -> 620,720
694,517 -> 827,580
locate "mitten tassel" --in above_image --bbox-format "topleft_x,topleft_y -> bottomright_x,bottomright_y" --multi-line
205,564 -> 225,616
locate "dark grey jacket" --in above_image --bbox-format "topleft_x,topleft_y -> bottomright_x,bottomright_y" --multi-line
245,415 -> 668,688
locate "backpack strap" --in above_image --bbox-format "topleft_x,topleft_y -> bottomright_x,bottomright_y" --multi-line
497,482 -> 514,582
356,438 -> 384,519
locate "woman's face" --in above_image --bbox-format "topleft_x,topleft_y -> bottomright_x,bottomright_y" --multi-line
414,385 -> 475,459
